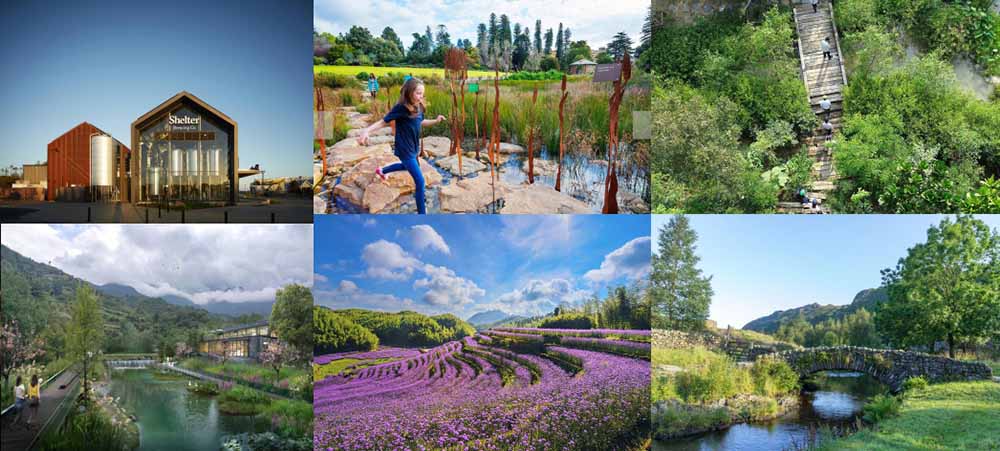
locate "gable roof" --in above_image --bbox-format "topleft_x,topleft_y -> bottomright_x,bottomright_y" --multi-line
131,91 -> 236,130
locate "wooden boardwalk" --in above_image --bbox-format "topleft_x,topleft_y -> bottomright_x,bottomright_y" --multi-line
779,0 -> 848,213
1,368 -> 80,451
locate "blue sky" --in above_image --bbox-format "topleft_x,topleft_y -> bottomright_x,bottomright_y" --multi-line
651,215 -> 1000,330
314,0 -> 647,54
0,0 -> 312,188
314,215 -> 650,319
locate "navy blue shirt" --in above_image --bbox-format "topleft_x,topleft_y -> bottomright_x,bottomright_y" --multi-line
383,103 -> 423,159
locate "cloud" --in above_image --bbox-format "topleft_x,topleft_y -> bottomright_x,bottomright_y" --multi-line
584,236 -> 651,283
0,224 -> 312,304
489,278 -> 591,316
361,239 -> 422,280
500,215 -> 575,256
413,264 -> 484,306
314,272 -> 329,284
314,279 -> 417,312
406,224 -> 450,254
363,218 -> 377,228
358,238 -> 483,308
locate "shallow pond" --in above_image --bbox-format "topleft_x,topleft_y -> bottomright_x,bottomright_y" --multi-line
107,369 -> 268,451
654,372 -> 885,451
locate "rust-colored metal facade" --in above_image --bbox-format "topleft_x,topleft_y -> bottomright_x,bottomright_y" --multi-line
46,122 -> 130,201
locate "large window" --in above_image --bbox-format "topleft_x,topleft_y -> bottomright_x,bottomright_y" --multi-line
137,106 -> 232,202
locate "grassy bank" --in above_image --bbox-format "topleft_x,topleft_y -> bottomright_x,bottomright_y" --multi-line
179,357 -> 309,393
813,381 -> 1000,450
312,357 -> 398,381
652,345 -> 799,439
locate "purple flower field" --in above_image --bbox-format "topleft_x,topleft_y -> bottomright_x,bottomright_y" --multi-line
314,330 -> 651,450
314,347 -> 423,365
494,327 -> 652,342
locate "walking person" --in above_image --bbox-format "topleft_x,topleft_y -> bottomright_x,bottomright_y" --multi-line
10,376 -> 27,430
25,374 -> 40,428
819,96 -> 832,121
822,37 -> 833,61
811,0 -> 819,13
822,118 -> 834,138
367,74 -> 379,100
357,77 -> 446,214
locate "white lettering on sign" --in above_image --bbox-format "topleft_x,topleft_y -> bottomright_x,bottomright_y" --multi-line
168,115 -> 201,125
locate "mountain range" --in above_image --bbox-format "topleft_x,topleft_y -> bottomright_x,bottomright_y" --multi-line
741,287 -> 888,333
94,284 -> 274,317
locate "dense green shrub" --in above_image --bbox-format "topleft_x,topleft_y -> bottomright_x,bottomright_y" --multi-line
750,357 -> 800,398
314,72 -> 357,89
862,393 -> 902,423
37,402 -> 134,451
313,308 -> 379,355
902,376 -> 929,393
505,70 -> 565,81
538,313 -> 596,329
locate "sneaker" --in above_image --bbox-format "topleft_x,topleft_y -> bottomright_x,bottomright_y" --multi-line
375,167 -> 388,182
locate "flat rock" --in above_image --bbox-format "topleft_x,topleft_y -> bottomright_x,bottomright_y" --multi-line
347,114 -> 373,129
500,184 -> 592,214
479,142 -> 526,154
346,126 -> 392,138
327,143 -> 394,176
439,176 -> 509,213
313,193 -> 328,214
464,151 -> 509,166
334,154 -> 442,213
618,191 -> 650,214
313,163 -> 322,186
522,159 -> 558,177
422,136 -> 452,158
435,155 -> 486,176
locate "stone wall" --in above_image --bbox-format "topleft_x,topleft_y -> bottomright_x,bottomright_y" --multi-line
653,329 -> 797,362
769,346 -> 994,392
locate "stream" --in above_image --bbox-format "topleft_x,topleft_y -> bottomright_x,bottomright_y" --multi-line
653,372 -> 886,451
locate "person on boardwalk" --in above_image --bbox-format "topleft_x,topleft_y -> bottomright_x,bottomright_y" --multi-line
367,74 -> 379,100
822,118 -> 834,138
820,96 -> 832,120
26,374 -> 40,427
822,37 -> 833,61
811,0 -> 819,13
10,376 -> 27,429
357,77 -> 446,214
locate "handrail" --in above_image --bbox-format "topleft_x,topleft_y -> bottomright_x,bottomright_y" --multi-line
27,368 -> 81,451
829,1 -> 849,86
793,5 -> 811,105
0,363 -> 73,416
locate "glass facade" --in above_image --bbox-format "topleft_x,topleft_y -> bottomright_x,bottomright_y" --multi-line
198,322 -> 277,361
136,105 -> 232,202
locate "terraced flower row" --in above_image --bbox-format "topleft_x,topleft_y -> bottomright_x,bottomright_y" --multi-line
483,329 -> 651,360
493,327 -> 652,342
314,330 -> 650,450
314,347 -> 422,365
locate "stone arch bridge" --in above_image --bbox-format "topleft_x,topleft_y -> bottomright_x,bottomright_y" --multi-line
763,346 -> 993,393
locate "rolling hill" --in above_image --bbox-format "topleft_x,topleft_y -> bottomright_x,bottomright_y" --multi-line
742,288 -> 887,333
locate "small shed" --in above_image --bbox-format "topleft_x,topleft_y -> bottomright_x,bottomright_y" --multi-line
568,59 -> 598,75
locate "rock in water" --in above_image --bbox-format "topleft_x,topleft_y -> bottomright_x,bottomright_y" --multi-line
421,136 -> 452,158
438,176 -> 510,213
618,191 -> 650,214
479,142 -> 526,154
435,155 -> 487,176
334,154 -> 442,213
500,184 -> 592,214
521,159 -> 558,177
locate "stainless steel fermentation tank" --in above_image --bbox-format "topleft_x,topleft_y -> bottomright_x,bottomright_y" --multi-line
89,134 -> 116,201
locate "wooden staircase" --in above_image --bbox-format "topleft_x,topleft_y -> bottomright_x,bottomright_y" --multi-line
779,1 -> 848,214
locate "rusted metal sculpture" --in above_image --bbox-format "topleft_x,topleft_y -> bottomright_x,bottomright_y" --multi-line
601,53 -> 632,214
445,48 -> 468,176
314,75 -> 327,177
488,66 -> 502,209
473,87 -> 481,161
526,86 -> 538,184
555,75 -> 569,192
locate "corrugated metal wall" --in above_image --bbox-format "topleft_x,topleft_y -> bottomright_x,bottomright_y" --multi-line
46,122 -> 99,201
22,164 -> 46,184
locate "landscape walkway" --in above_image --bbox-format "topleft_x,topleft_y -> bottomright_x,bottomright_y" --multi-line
0,367 -> 80,451
779,0 -> 847,214
158,364 -> 293,401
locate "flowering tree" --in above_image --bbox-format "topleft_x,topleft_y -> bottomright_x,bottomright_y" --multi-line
1,318 -> 46,386
175,342 -> 192,360
259,341 -> 295,383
